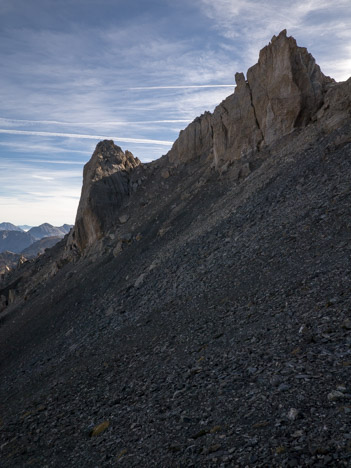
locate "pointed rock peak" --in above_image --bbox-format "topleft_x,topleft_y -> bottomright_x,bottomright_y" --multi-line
166,30 -> 335,169
247,29 -> 333,144
87,140 -> 140,181
271,29 -> 287,42
68,141 -> 141,252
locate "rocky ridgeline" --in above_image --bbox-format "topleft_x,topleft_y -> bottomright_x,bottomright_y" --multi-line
68,30 -> 350,256
1,31 -> 351,467
1,30 -> 351,309
166,30 -> 350,170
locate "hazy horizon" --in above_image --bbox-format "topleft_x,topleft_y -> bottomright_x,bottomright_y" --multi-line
1,0 -> 350,225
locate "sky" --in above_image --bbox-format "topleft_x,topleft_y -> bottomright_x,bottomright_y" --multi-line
0,0 -> 350,226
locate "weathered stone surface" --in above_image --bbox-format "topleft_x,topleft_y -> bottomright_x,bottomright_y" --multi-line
166,30 -> 334,168
167,112 -> 213,165
118,214 -> 129,224
316,78 -> 351,132
211,72 -> 263,165
247,29 -> 333,145
161,169 -> 170,179
68,140 -> 140,251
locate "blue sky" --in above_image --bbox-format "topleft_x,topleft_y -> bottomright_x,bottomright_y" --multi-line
1,0 -> 350,226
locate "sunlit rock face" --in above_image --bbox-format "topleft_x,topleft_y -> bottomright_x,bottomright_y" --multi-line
166,29 -> 334,167
69,140 -> 140,251
246,29 -> 333,145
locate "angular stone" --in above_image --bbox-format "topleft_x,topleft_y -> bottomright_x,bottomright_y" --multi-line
119,214 -> 129,224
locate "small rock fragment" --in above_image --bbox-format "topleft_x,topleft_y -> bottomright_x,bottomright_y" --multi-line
327,390 -> 345,401
287,408 -> 299,421
90,420 -> 109,437
134,273 -> 146,288
119,214 -> 129,224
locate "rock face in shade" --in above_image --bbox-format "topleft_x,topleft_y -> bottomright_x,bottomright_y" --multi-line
69,140 -> 140,251
21,236 -> 63,258
0,230 -> 35,253
166,29 -> 334,167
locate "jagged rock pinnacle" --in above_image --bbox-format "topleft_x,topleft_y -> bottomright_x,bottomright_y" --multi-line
167,29 -> 334,168
69,140 -> 140,251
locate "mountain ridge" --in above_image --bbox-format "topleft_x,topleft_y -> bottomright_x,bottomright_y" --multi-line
0,31 -> 351,467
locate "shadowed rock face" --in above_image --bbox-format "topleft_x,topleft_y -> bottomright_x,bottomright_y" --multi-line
167,30 -> 333,167
69,140 -> 140,251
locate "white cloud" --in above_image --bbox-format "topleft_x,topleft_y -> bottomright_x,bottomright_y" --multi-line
32,175 -> 55,181
129,85 -> 234,90
199,0 -> 351,81
0,129 -> 173,145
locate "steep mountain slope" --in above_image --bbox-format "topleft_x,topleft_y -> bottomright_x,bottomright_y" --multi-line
21,236 -> 64,258
0,31 -> 351,467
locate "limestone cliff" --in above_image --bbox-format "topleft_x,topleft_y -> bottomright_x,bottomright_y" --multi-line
166,30 -> 334,168
68,140 -> 140,251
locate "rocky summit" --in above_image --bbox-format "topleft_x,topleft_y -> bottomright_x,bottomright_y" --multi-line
1,30 -> 351,467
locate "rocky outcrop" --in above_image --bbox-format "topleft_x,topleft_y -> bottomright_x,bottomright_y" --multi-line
166,30 -> 334,168
247,30 -> 333,144
68,140 -> 140,251
316,77 -> 351,132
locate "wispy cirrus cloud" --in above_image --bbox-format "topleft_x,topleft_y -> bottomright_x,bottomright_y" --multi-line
0,129 -> 173,146
199,0 -> 351,81
1,0 -> 349,225
129,85 -> 234,90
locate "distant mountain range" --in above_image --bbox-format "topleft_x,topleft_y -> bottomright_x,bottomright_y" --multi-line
18,225 -> 32,232
27,223 -> 72,241
0,222 -> 23,232
0,222 -> 73,256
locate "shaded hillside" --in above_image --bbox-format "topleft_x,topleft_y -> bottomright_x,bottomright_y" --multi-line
0,251 -> 22,276
0,230 -> 35,253
21,236 -> 63,258
0,31 -> 351,467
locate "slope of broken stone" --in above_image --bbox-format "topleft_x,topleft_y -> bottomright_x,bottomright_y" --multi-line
1,124 -> 351,466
